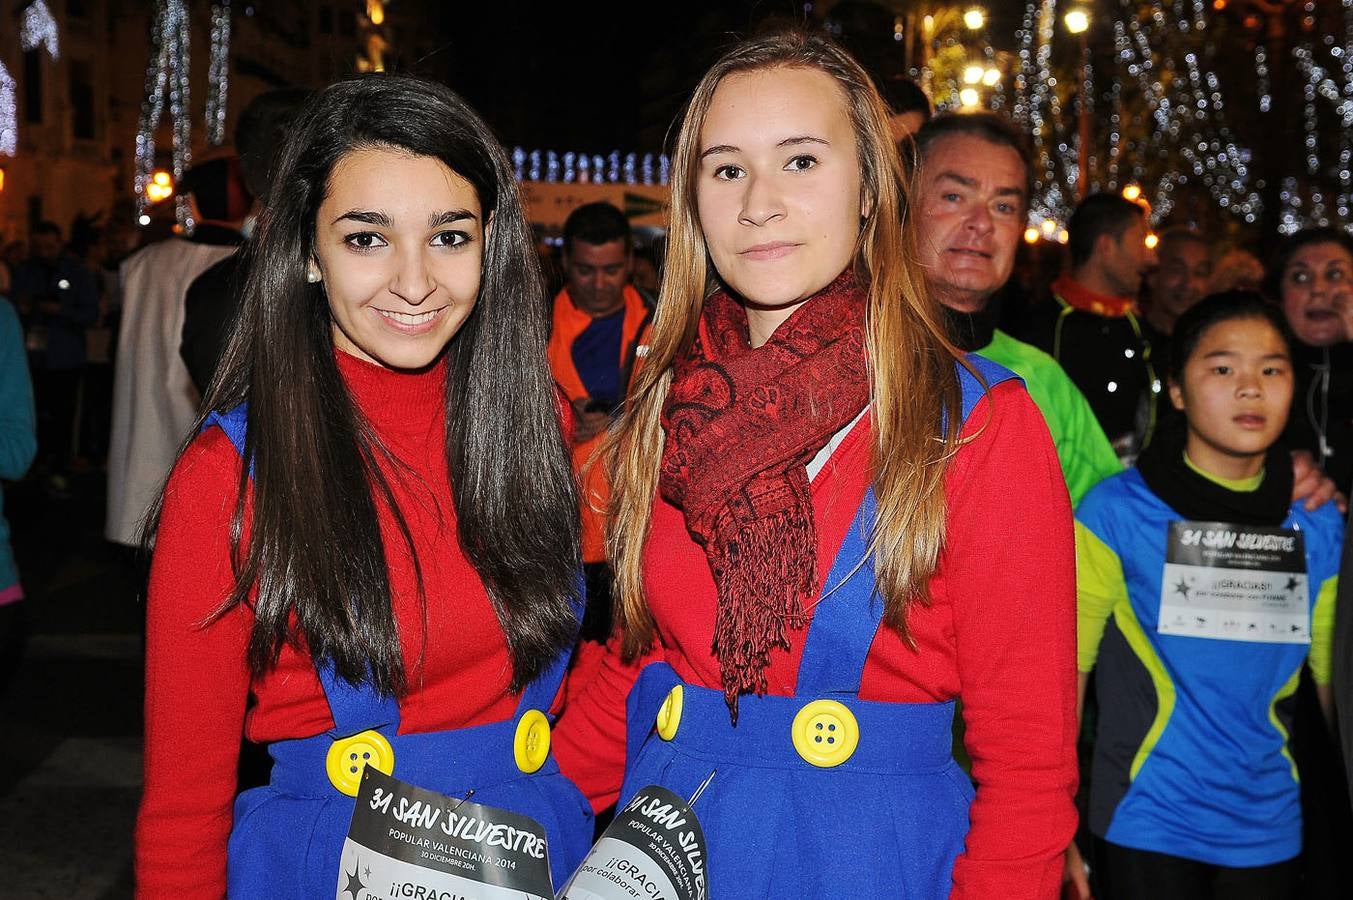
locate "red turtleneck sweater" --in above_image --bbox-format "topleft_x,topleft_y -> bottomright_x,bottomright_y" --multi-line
136,352 -> 530,898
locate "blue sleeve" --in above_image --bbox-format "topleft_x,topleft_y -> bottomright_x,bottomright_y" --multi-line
0,299 -> 37,480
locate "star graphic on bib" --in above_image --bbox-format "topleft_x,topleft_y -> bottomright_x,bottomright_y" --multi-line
1284,576 -> 1299,592
1174,577 -> 1191,598
343,863 -> 366,900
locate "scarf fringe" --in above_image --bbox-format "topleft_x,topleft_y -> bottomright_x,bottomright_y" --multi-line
712,508 -> 815,721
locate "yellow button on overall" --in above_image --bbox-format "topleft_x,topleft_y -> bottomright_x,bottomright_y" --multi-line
791,699 -> 859,768
514,709 -> 551,773
656,685 -> 683,740
326,729 -> 395,797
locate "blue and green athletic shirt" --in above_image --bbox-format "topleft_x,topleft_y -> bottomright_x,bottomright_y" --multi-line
1076,466 -> 1342,866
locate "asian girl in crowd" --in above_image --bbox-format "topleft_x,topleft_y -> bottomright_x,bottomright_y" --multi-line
553,30 -> 1079,899
1073,292 -> 1343,900
135,76 -> 592,897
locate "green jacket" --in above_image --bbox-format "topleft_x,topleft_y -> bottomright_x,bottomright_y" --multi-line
979,328 -> 1122,505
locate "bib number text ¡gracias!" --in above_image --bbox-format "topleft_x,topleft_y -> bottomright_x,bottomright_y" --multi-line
1158,520 -> 1310,645
560,785 -> 708,900
335,768 -> 554,900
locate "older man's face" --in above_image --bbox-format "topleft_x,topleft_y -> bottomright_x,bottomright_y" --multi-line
916,134 -> 1027,313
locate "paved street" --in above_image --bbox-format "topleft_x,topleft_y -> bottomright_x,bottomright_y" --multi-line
1,472 -> 141,899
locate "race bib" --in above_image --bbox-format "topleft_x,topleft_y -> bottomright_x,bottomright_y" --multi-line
560,785 -> 708,900
335,768 -> 554,900
1158,520 -> 1309,644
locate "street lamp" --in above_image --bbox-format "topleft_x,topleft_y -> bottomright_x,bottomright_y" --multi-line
963,64 -> 986,85
1063,8 -> 1093,199
964,7 -> 986,30
959,88 -> 981,108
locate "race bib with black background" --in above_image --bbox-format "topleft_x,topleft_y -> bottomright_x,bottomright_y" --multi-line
1158,520 -> 1309,645
334,768 -> 554,900
559,785 -> 708,900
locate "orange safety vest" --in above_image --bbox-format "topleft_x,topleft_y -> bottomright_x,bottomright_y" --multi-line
547,285 -> 652,563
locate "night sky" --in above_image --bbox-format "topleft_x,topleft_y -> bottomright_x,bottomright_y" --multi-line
399,1 -> 995,156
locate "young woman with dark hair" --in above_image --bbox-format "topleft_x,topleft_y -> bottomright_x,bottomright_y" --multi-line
553,30 -> 1078,898
135,75 -> 591,897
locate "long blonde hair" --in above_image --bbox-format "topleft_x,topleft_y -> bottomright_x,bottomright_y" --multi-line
609,31 -> 966,660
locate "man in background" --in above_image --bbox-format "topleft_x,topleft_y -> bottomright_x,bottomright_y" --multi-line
913,112 -> 1120,505
106,162 -> 245,548
10,220 -> 98,493
879,76 -> 931,144
547,202 -> 652,641
181,89 -> 311,394
1022,193 -> 1156,463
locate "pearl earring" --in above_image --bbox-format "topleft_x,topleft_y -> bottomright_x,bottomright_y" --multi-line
306,262 -> 322,284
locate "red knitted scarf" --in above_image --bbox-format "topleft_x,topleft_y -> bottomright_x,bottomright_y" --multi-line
658,269 -> 870,716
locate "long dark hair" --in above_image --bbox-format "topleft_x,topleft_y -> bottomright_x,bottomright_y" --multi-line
150,75 -> 580,695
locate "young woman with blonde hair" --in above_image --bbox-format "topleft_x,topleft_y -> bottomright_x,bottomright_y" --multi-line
554,31 -> 1078,898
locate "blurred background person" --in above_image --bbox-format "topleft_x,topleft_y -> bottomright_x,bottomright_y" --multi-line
877,74 -> 931,144
547,201 -> 652,642
1266,227 -> 1353,494
913,111 -> 1120,506
0,288 -> 36,692
1141,226 -> 1213,430
1209,247 -> 1266,296
10,221 -> 99,496
106,162 -> 245,551
1023,192 -> 1156,463
181,89 -> 311,395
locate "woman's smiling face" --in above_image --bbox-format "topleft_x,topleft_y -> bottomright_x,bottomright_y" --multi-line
314,146 -> 485,370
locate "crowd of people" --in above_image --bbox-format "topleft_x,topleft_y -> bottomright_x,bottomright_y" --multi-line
0,25 -> 1350,900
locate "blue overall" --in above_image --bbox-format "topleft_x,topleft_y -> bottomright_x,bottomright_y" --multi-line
619,358 -> 1017,899
202,407 -> 594,897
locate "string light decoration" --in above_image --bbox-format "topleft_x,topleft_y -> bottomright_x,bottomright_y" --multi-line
20,1 -> 59,60
1014,1 -> 1072,230
1255,44 -> 1271,114
1278,0 -> 1353,233
0,63 -> 16,157
510,149 -> 670,185
135,0 -> 194,231
205,1 -> 232,146
1014,0 -> 1260,235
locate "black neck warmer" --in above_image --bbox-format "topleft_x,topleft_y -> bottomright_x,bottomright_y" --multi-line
1136,418 -> 1293,527
942,303 -> 999,353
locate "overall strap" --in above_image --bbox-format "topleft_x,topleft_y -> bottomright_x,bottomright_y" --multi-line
203,404 -> 252,474
203,403 -> 402,737
796,490 -> 881,697
958,353 -> 1020,422
795,357 -> 1019,697
513,572 -> 587,718
316,664 -> 402,736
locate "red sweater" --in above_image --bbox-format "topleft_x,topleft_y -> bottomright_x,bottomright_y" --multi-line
553,380 -> 1080,899
135,352 -> 533,898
